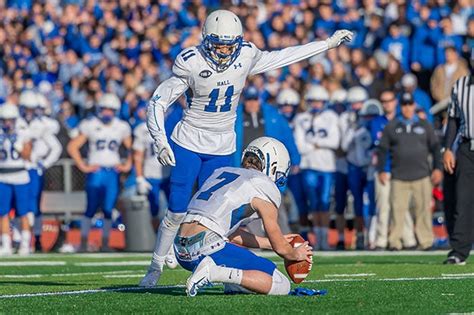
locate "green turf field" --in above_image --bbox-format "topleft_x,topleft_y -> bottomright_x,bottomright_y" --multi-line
0,252 -> 472,314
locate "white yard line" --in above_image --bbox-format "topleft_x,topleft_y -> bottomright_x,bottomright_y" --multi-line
0,261 -> 66,266
103,274 -> 144,278
441,273 -> 474,277
0,270 -> 141,279
0,285 -> 186,299
74,261 -> 149,267
307,275 -> 474,283
324,273 -> 376,277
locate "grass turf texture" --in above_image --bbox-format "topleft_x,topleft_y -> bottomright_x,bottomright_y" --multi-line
0,252 -> 472,314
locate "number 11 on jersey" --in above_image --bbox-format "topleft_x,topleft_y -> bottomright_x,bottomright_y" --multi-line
204,85 -> 234,113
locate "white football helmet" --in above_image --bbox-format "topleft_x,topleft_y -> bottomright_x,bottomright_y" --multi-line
242,137 -> 291,189
276,88 -> 300,106
360,99 -> 383,117
347,86 -> 368,104
330,89 -> 347,104
0,103 -> 20,133
97,93 -> 121,111
202,10 -> 243,72
19,90 -> 38,109
305,85 -> 329,102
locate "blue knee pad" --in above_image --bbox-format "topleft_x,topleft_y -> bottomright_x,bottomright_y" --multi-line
347,164 -> 367,217
85,168 -> 119,219
28,169 -> 44,216
335,172 -> 348,215
0,182 -> 29,217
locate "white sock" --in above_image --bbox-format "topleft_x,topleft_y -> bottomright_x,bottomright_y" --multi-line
2,234 -> 11,249
81,217 -> 91,239
209,265 -> 243,285
20,230 -> 31,249
12,218 -> 21,243
149,212 -> 183,270
33,216 -> 42,237
102,218 -> 112,244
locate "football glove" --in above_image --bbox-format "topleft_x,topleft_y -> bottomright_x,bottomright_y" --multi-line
136,176 -> 152,195
326,29 -> 354,49
153,141 -> 176,167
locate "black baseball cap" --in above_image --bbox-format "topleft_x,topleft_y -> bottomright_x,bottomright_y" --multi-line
401,92 -> 414,105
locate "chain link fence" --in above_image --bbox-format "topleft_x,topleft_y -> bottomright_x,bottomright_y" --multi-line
43,159 -> 86,192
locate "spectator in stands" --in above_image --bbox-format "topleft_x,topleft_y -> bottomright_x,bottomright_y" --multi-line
401,73 -> 433,122
431,46 -> 470,103
381,22 -> 410,72
377,92 -> 443,251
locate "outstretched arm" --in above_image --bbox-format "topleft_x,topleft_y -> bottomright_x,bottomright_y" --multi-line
249,30 -> 353,76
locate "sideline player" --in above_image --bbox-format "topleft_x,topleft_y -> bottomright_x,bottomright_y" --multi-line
293,85 -> 339,250
17,91 -> 62,252
142,9 -> 352,286
0,104 -> 32,256
174,137 -> 312,296
67,94 -> 132,252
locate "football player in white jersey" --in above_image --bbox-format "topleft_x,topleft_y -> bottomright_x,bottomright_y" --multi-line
293,85 -> 340,250
17,91 -> 62,252
174,137 -> 312,296
133,122 -> 170,231
142,9 -> 352,286
68,93 -> 132,252
0,104 -> 32,256
340,87 -> 373,250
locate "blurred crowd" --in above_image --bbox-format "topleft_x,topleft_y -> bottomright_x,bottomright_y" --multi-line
0,0 -> 473,251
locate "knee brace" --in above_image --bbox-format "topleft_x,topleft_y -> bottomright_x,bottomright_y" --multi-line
268,269 -> 291,296
162,211 -> 186,230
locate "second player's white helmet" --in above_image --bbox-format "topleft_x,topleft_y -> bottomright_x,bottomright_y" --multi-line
242,137 -> 291,189
202,10 -> 243,72
97,93 -> 121,111
0,103 -> 20,119
347,86 -> 368,103
305,85 -> 329,102
19,90 -> 38,109
276,88 -> 300,106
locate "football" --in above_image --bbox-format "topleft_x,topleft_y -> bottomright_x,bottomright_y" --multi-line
284,235 -> 312,284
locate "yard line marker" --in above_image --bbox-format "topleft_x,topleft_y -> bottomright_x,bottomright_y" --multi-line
441,273 -> 474,277
0,261 -> 66,266
74,261 -> 150,266
0,270 -> 140,279
324,273 -> 376,277
307,275 -> 474,283
0,285 -> 186,299
103,274 -> 144,278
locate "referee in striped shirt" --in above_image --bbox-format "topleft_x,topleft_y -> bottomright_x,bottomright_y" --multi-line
442,50 -> 473,265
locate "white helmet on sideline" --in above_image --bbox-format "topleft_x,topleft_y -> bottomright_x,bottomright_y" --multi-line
330,89 -> 347,104
202,10 -> 243,72
360,99 -> 383,116
97,93 -> 121,111
347,86 -> 368,103
242,137 -> 291,189
305,85 -> 329,102
19,90 -> 38,109
0,103 -> 20,119
276,88 -> 300,106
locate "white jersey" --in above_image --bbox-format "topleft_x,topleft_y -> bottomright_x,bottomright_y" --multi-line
147,41 -> 329,155
78,117 -> 131,167
293,110 -> 340,172
40,116 -> 60,135
133,122 -> 170,179
183,167 -> 281,238
0,128 -> 30,184
17,118 -> 62,171
341,117 -> 373,168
